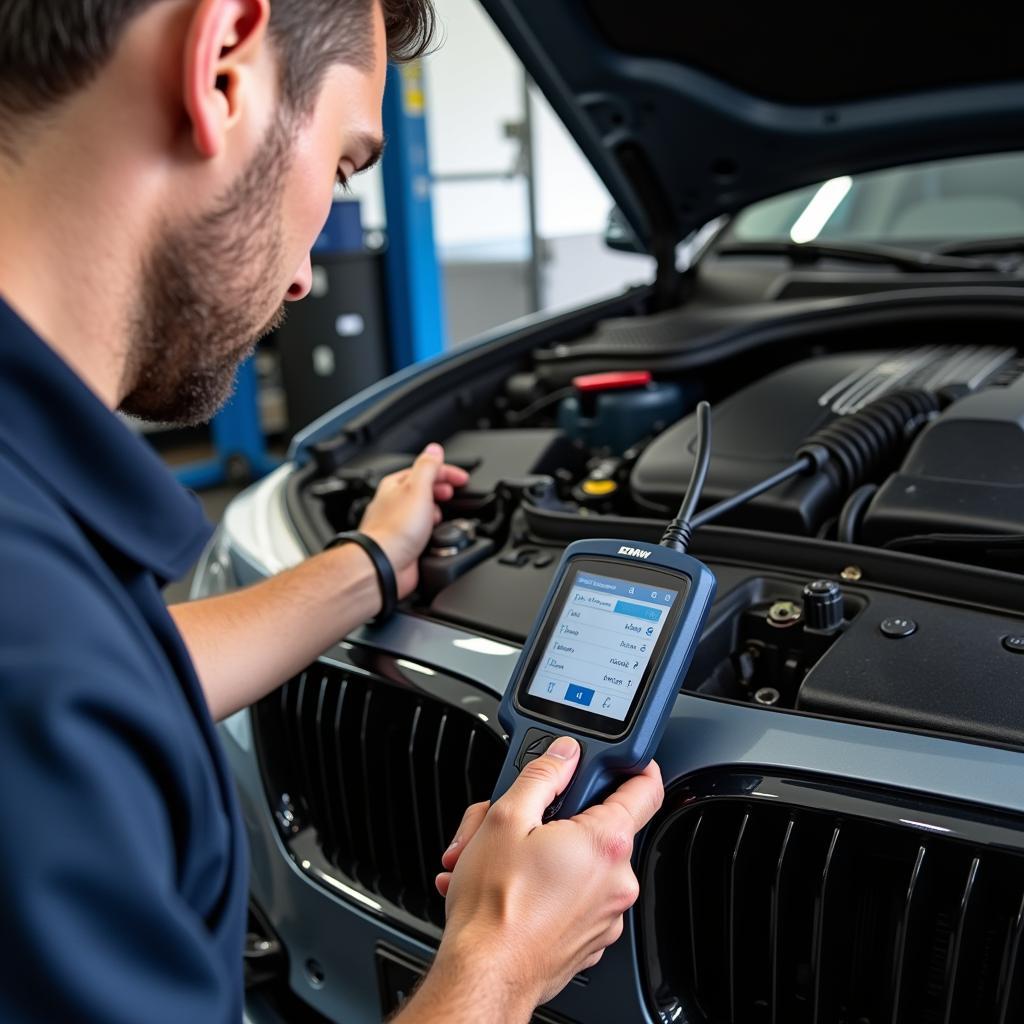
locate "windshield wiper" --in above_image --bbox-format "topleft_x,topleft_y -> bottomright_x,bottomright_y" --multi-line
936,236 -> 1024,263
714,240 -> 1008,273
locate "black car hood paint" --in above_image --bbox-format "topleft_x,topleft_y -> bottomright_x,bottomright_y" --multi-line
479,0 -> 1024,254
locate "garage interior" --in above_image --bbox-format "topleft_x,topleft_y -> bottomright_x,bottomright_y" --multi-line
6,1 -> 1024,1023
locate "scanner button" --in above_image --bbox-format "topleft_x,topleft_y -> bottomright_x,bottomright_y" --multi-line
514,728 -> 556,771
542,741 -> 587,822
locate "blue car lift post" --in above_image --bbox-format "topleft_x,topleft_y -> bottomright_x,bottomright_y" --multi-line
380,60 -> 447,369
176,60 -> 446,490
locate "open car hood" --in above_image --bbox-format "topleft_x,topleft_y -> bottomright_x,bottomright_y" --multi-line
480,0 -> 1024,259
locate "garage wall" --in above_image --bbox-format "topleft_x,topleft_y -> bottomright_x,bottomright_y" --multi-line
344,0 -> 653,346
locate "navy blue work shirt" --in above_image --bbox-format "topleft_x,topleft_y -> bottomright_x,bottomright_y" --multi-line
0,298 -> 248,1022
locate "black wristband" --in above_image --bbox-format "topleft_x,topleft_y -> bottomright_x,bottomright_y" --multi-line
324,530 -> 398,622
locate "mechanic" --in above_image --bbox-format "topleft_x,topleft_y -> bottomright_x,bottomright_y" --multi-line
0,1 -> 664,1021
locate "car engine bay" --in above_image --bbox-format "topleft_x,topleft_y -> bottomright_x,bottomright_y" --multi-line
236,289 -> 1024,1023
282,294 -> 1024,749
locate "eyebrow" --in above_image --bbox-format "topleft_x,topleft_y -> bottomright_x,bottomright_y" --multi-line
350,132 -> 386,174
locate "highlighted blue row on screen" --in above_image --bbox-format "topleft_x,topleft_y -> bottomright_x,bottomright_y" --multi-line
575,571 -> 678,605
613,600 -> 663,622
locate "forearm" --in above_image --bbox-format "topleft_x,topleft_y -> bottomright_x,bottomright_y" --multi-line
170,545 -> 381,721
393,935 -> 536,1024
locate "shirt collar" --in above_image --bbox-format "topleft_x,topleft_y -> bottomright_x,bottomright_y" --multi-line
0,297 -> 212,585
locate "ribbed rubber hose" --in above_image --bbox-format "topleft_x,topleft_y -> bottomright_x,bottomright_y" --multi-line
796,388 -> 940,493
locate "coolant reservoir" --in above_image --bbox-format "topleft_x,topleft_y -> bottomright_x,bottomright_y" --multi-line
557,371 -> 687,453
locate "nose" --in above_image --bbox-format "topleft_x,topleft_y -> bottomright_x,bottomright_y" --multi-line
286,253 -> 313,302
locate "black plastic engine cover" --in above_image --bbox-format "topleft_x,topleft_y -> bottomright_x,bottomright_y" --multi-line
630,352 -> 884,533
631,346 -> 1020,536
863,373 -> 1024,543
797,590 -> 1024,747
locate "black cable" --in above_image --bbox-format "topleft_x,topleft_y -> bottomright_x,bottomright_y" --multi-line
660,388 -> 935,539
676,401 -> 712,527
660,401 -> 712,552
690,456 -> 813,529
505,387 -> 575,426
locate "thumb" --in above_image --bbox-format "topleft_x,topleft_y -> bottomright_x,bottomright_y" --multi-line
410,442 -> 444,489
498,736 -> 580,827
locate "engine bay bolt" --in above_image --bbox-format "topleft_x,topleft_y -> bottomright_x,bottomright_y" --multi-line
753,687 -> 781,706
768,600 -> 802,626
840,565 -> 863,581
429,519 -> 476,558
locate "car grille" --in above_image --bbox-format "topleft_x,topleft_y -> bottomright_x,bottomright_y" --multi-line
640,771 -> 1024,1024
253,655 -> 507,934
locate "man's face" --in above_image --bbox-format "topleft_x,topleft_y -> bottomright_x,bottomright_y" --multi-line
120,8 -> 388,426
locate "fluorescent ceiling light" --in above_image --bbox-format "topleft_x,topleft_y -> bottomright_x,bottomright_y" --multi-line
790,176 -> 853,243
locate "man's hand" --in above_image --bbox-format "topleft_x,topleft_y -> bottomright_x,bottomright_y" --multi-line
173,441 -> 467,722
358,443 -> 469,599
402,738 -> 664,1020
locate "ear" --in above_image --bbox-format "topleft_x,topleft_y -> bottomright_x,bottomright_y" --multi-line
183,0 -> 271,159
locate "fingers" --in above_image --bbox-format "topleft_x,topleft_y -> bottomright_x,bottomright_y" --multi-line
595,759 -> 664,833
411,444 -> 469,490
597,917 -> 625,952
436,799 -> 490,896
574,916 -> 625,976
408,443 -> 445,493
441,801 -> 489,871
582,918 -> 623,967
378,450 -> 466,496
372,470 -> 408,494
437,462 -> 470,487
493,736 -> 580,829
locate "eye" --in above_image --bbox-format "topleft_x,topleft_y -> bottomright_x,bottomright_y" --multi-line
335,168 -> 352,194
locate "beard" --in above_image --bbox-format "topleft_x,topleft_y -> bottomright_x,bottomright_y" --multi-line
120,114 -> 294,425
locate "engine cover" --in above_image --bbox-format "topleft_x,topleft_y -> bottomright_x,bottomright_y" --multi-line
630,346 -> 1018,535
863,370 -> 1024,544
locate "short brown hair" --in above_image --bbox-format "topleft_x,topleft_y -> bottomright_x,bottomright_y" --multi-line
0,0 -> 435,126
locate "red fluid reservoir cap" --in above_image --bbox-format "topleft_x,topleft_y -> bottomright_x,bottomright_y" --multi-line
571,370 -> 652,393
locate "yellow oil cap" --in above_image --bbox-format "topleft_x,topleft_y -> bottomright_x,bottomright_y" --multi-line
582,478 -> 618,496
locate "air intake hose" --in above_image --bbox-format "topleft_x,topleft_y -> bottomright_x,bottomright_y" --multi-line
688,389 -> 942,532
796,388 -> 940,492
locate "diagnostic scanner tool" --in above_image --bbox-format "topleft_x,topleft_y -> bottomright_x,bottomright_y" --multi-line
492,402 -> 718,818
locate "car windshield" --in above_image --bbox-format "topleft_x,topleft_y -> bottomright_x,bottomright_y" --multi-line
726,151 -> 1024,248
